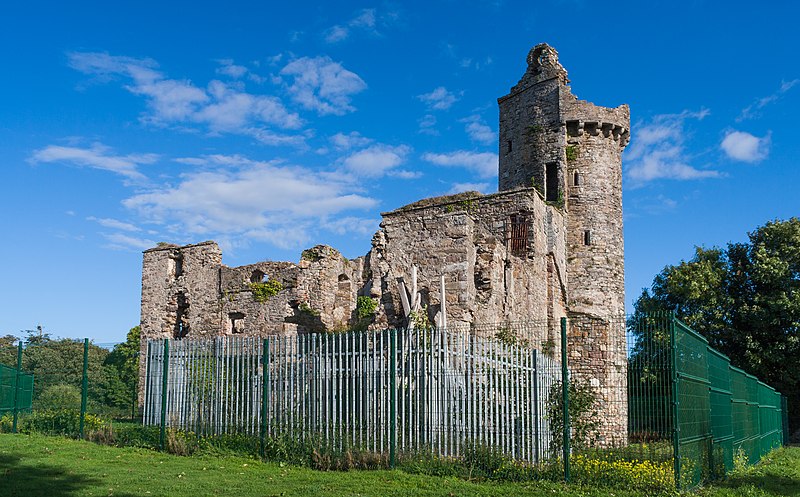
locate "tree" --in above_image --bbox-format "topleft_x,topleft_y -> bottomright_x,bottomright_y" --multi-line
633,218 -> 800,431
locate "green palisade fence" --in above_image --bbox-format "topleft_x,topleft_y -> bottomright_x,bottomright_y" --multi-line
0,363 -> 34,414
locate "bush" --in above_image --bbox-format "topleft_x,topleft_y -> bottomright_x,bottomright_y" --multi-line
36,384 -> 81,410
13,409 -> 106,436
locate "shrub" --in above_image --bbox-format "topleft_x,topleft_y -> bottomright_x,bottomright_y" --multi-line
36,384 -> 82,410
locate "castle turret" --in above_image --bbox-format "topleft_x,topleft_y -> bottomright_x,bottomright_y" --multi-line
498,43 -> 629,319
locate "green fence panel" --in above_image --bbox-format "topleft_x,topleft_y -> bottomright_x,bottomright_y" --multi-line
674,320 -> 712,488
0,362 -> 33,413
707,348 -> 733,476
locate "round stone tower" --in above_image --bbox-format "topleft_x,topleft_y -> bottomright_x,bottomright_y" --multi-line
497,43 -> 630,319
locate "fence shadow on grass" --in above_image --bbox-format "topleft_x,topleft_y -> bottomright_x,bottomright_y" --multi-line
718,473 -> 800,496
0,454 -> 138,497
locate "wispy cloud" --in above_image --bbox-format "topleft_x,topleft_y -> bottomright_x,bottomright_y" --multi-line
341,144 -> 411,178
122,155 -> 378,249
68,51 -> 303,144
422,151 -> 498,178
417,87 -> 460,111
322,8 -> 400,43
330,131 -> 372,150
87,216 -> 140,232
738,79 -> 799,121
461,114 -> 496,145
29,142 -> 157,179
448,182 -> 490,194
102,232 -> 157,251
418,114 -> 438,136
280,56 -> 367,116
215,59 -> 248,79
625,109 -> 721,185
720,130 -> 771,163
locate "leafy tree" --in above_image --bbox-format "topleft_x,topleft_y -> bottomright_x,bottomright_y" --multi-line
633,218 -> 800,430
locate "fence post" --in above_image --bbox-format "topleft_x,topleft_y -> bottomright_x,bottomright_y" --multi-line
390,328 -> 397,468
260,338 -> 269,459
12,341 -> 23,433
560,317 -> 570,482
159,339 -> 170,451
79,338 -> 89,439
670,312 -> 681,490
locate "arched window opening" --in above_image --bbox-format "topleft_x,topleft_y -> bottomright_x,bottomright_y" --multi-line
584,230 -> 592,246
250,270 -> 266,283
573,171 -> 580,187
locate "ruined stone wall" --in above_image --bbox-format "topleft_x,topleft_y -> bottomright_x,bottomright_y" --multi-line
371,188 -> 567,346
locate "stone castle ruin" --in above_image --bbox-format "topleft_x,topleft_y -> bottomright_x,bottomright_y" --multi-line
139,44 -> 630,442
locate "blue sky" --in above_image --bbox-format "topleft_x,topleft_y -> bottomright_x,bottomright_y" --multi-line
1,1 -> 798,343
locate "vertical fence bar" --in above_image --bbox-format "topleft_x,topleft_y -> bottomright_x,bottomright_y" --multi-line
390,328 -> 397,468
560,317 -> 570,482
670,312 -> 681,490
260,338 -> 269,459
160,338 -> 170,451
79,338 -> 89,439
12,341 -> 23,433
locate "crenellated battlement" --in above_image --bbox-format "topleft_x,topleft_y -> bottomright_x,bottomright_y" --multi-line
565,119 -> 630,148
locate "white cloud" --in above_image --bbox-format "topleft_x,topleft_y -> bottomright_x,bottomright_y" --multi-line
389,169 -> 423,180
323,216 -> 379,236
87,216 -> 140,232
417,86 -> 460,110
461,115 -> 496,145
29,143 -> 157,179
418,114 -> 438,135
625,109 -> 721,184
323,8 -> 397,44
720,130 -> 771,163
341,144 -> 411,177
422,151 -> 498,178
330,131 -> 372,150
738,79 -> 799,121
122,155 -> 377,249
216,59 -> 248,79
448,182 -> 490,194
280,56 -> 367,115
102,232 -> 158,251
68,52 -> 303,143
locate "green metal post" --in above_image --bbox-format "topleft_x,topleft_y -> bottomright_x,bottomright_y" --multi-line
12,341 -> 23,433
670,312 -> 681,490
260,338 -> 270,459
79,338 -> 89,439
390,328 -> 397,468
159,339 -> 170,451
560,317 -> 570,482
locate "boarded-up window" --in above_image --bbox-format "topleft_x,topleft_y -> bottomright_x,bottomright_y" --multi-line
509,214 -> 530,256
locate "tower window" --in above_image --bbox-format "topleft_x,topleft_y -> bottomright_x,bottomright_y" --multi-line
573,171 -> 580,186
250,269 -> 266,283
545,162 -> 559,202
175,292 -> 189,338
509,214 -> 530,256
169,252 -> 183,279
506,140 -> 512,154
584,230 -> 592,246
228,312 -> 245,334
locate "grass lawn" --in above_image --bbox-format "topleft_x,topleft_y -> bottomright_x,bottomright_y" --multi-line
1,433 -> 798,497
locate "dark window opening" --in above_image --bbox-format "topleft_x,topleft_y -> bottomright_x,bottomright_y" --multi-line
545,162 -> 559,202
506,140 -> 512,153
170,252 -> 184,279
566,120 -> 580,137
573,171 -> 580,186
175,293 -> 189,338
250,270 -> 266,283
584,230 -> 592,246
229,312 -> 245,334
509,214 -> 530,256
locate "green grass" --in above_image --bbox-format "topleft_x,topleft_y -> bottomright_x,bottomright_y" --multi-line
698,446 -> 800,497
0,433 -> 658,497
2,434 -> 798,496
